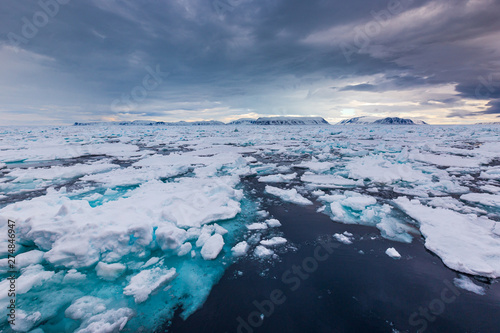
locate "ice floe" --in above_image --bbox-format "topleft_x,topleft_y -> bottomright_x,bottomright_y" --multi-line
265,185 -> 313,205
385,247 -> 401,259
0,124 -> 499,332
453,275 -> 486,295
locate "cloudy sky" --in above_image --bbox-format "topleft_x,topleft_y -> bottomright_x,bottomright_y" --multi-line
1,0 -> 500,125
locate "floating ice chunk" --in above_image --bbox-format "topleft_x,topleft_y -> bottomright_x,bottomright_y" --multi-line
142,257 -> 160,268
7,162 -> 119,182
254,245 -> 274,258
65,296 -> 107,320
329,202 -> 346,221
480,184 -> 500,194
158,177 -> 243,228
341,195 -> 377,211
43,236 -> 101,269
185,227 -> 202,241
346,155 -> 428,183
246,233 -> 262,245
0,250 -> 44,273
247,222 -> 268,230
82,165 -> 189,187
312,189 -> 326,196
258,173 -> 297,183
200,234 -> 225,260
333,233 -> 352,245
15,264 -> 55,295
265,218 -> 282,228
256,210 -> 269,218
376,216 -> 413,243
265,185 -> 313,205
294,158 -> 335,173
385,247 -> 401,259
155,224 -> 187,251
394,197 -> 500,278
461,193 -> 500,207
321,191 -> 377,211
63,269 -> 86,283
123,266 -> 177,303
410,151 -> 487,168
260,237 -> 287,247
430,179 -> 469,194
195,225 -> 215,247
95,262 -> 126,281
213,223 -> 228,235
453,276 -> 485,295
74,307 -> 134,333
10,310 -> 41,332
480,167 -> 500,179
177,243 -> 193,256
231,241 -> 250,257
301,173 -> 360,187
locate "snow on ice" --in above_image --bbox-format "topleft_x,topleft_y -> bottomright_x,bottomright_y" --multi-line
0,124 -> 499,331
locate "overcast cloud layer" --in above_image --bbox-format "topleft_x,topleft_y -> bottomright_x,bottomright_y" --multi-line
1,0 -> 500,125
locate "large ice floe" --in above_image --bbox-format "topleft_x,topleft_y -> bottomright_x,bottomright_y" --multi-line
0,124 -> 499,331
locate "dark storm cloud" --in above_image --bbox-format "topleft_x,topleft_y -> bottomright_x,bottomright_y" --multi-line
481,99 -> 500,115
339,84 -> 376,92
1,0 -> 499,124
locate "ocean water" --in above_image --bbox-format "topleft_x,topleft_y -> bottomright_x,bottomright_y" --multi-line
0,125 -> 499,332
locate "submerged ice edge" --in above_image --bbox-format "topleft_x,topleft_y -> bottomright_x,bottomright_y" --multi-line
0,124 -> 499,332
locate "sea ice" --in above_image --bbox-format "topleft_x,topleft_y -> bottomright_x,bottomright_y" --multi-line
1,124 -> 499,332
246,222 -> 268,230
265,185 -> 313,205
453,275 -> 485,295
254,245 -> 274,258
200,234 -> 225,260
260,237 -> 287,246
123,266 -> 177,303
394,197 -> 500,278
258,173 -> 297,183
265,218 -> 282,227
333,233 -> 353,245
95,262 -> 127,281
231,241 -> 250,257
460,193 -> 500,207
385,247 -> 401,259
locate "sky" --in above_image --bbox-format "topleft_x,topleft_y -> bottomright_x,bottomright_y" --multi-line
1,0 -> 500,125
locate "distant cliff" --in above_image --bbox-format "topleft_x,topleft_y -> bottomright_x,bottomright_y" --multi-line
337,116 -> 427,125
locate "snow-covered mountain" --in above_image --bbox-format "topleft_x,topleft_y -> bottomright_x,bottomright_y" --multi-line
227,118 -> 257,125
228,117 -> 330,125
251,117 -> 329,125
337,116 -> 427,125
74,120 -> 225,126
75,117 -> 330,126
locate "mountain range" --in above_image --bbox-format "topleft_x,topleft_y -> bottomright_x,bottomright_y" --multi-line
74,116 -> 428,126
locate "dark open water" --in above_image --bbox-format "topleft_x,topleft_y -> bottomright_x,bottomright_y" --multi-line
161,178 -> 500,333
